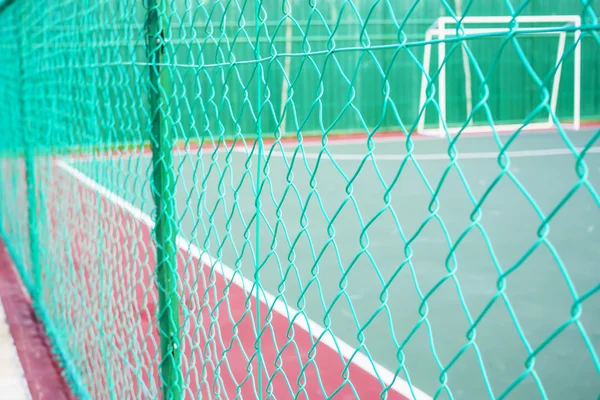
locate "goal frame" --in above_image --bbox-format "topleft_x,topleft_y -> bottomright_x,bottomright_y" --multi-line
417,15 -> 582,137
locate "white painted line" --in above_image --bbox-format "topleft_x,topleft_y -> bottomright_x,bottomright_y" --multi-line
242,146 -> 600,162
55,159 -> 431,400
283,136 -> 415,147
72,143 -> 600,164
0,300 -> 32,400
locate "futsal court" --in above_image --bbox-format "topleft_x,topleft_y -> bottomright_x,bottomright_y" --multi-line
39,126 -> 600,399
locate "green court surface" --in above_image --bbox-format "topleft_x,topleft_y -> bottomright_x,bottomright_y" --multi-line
66,128 -> 600,399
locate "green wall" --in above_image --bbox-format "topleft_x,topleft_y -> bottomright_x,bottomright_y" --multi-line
168,0 -> 600,143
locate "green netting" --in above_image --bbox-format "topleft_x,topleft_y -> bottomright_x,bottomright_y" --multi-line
0,0 -> 599,399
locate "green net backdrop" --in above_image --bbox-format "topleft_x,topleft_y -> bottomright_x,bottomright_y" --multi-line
0,0 -> 598,399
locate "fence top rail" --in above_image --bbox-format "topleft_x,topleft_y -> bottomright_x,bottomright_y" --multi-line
428,27 -> 578,36
436,15 -> 582,26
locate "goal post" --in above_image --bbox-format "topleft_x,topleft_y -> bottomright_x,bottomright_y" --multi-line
417,15 -> 582,137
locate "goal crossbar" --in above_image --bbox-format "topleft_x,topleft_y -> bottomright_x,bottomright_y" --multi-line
417,15 -> 582,137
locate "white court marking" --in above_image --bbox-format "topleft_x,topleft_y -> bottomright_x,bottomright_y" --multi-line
84,145 -> 600,164
237,146 -> 600,161
0,299 -> 32,400
55,160 -> 432,400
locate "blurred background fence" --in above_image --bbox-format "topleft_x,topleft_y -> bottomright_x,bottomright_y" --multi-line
1,0 -> 599,150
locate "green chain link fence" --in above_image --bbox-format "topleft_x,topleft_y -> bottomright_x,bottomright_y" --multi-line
0,0 -> 599,399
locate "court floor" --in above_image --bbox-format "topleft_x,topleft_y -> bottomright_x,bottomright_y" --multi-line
55,127 -> 599,399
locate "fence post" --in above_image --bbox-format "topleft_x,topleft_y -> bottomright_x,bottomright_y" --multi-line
254,1 -> 265,396
17,2 -> 41,298
25,151 -> 41,296
146,1 -> 182,399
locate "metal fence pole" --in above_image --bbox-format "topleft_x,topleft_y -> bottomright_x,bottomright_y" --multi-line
146,1 -> 182,399
254,1 -> 265,396
18,2 -> 41,299
24,150 -> 40,295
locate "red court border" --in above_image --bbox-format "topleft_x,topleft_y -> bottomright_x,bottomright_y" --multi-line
63,120 -> 600,162
0,240 -> 74,400
55,156 -> 424,399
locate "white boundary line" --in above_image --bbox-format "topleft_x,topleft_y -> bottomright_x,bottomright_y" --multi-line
75,144 -> 600,164
0,300 -> 32,400
237,146 -> 600,162
55,159 -> 431,400
64,126 -> 596,163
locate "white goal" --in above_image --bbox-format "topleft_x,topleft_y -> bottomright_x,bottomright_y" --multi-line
417,15 -> 582,137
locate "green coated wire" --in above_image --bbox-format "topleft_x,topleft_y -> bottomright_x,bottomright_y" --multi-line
0,1 -> 599,399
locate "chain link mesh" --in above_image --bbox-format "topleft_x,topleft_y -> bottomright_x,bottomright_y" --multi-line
0,0 -> 599,399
